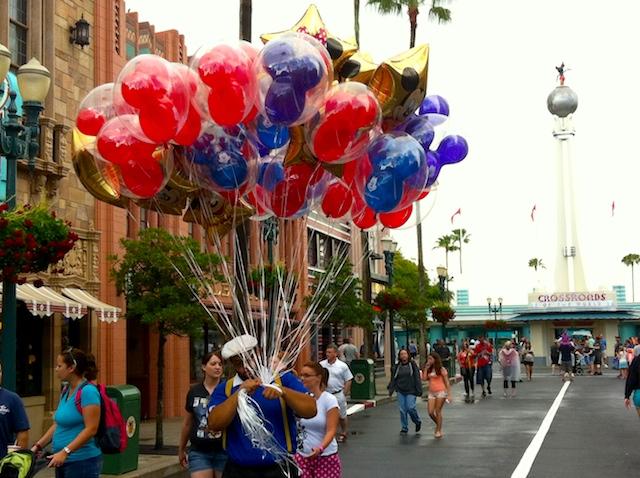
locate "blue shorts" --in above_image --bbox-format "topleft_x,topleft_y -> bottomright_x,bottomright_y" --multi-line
476,364 -> 492,384
189,448 -> 227,472
634,390 -> 640,408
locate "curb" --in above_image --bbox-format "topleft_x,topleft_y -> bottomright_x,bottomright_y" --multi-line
347,395 -> 395,416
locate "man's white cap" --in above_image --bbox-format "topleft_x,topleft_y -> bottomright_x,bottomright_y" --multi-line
222,334 -> 258,359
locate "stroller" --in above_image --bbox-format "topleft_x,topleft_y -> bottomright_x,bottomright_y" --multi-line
573,351 -> 585,376
0,449 -> 48,478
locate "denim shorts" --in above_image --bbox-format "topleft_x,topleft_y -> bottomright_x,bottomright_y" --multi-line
55,455 -> 102,478
189,448 -> 227,472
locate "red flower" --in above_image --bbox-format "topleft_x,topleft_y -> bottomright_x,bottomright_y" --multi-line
0,203 -> 8,212
23,219 -> 33,228
16,277 -> 27,285
13,229 -> 23,237
0,218 -> 8,228
4,238 -> 14,247
69,232 -> 79,241
33,279 -> 44,288
21,265 -> 31,272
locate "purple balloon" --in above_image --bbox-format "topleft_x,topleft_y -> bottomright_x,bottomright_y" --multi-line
264,79 -> 306,125
425,150 -> 442,187
263,40 -> 296,75
368,133 -> 425,181
437,135 -> 468,165
396,116 -> 435,151
418,95 -> 450,125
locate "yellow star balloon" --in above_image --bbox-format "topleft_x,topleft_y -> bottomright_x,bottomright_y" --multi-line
260,4 -> 358,70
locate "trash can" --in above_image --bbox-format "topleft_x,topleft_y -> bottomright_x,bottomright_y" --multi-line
350,359 -> 376,400
102,385 -> 141,475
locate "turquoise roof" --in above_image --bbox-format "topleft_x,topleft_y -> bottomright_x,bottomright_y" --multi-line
511,311 -> 640,321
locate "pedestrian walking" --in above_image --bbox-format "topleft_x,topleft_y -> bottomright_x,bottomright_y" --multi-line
320,344 -> 353,443
550,340 -> 560,376
387,350 -> 422,434
618,348 -> 629,380
592,339 -> 603,375
295,362 -> 342,478
456,342 -> 476,402
624,346 -> 640,418
208,335 -> 316,478
179,351 -> 227,477
0,362 -> 29,458
422,352 -> 452,439
337,339 -> 359,366
474,337 -> 494,396
434,340 -> 452,375
32,348 -> 102,478
559,334 -> 575,381
499,342 -> 519,398
522,344 -> 535,381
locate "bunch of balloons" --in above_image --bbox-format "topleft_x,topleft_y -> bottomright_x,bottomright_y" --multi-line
72,5 -> 468,233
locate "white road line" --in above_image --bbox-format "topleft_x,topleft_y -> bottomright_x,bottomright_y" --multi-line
511,380 -> 571,478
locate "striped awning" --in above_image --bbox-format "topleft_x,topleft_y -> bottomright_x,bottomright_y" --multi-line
0,284 -> 86,318
61,288 -> 121,323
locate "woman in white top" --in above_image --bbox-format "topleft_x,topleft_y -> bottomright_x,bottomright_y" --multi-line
295,362 -> 342,478
499,341 -> 520,398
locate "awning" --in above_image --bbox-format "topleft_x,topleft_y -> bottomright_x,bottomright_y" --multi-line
509,311 -> 640,321
61,288 -> 121,323
0,284 -> 86,319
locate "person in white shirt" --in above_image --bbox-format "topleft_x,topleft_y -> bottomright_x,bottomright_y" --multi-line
295,362 -> 342,478
337,338 -> 359,365
320,344 -> 353,443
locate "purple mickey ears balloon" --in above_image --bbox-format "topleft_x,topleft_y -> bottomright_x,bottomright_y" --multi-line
425,150 -> 442,187
437,135 -> 468,165
418,95 -> 449,125
395,116 -> 435,151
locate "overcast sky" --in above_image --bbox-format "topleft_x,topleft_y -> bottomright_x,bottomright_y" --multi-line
125,0 -> 640,306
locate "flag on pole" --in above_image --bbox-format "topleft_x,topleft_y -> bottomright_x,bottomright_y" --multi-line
450,208 -> 461,224
611,200 -> 615,217
530,204 -> 537,222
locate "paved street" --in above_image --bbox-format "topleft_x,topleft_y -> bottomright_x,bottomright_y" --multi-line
340,372 -> 638,477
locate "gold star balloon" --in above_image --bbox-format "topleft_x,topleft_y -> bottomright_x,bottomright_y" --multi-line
184,192 -> 255,237
368,44 -> 429,123
337,51 -> 378,84
260,4 -> 358,70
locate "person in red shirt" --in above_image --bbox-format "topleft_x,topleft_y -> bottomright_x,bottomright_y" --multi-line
457,342 -> 476,402
474,337 -> 494,397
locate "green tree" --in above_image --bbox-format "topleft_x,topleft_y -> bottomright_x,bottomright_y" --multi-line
308,258 -> 375,349
110,228 -> 221,449
451,228 -> 470,274
434,234 -> 458,279
528,258 -> 546,272
367,0 -> 452,48
621,253 -> 640,302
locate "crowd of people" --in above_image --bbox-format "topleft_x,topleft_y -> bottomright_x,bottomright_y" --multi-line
1,332 -> 639,478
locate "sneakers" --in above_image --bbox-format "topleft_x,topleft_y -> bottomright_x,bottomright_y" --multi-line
400,429 -> 408,434
487,386 -> 492,395
415,421 -> 422,433
481,390 -> 487,397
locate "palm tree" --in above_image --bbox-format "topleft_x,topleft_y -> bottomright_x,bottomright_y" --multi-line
528,258 -> 546,272
434,234 -> 458,275
367,0 -> 452,49
354,0 -> 361,45
451,228 -> 470,274
621,253 -> 640,302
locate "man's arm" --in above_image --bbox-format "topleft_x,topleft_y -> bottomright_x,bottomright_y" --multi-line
208,379 -> 261,432
281,387 -> 316,419
15,430 -> 28,449
343,379 -> 352,397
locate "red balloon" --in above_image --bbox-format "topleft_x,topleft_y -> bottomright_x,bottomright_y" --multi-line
120,156 -> 165,198
270,180 -> 306,217
121,70 -> 168,109
173,105 -> 202,146
321,182 -> 352,219
243,105 -> 259,124
353,206 -> 377,229
198,45 -> 252,89
207,85 -> 246,126
417,189 -> 430,200
379,205 -> 413,229
246,189 -> 268,216
96,119 -> 157,166
139,100 -> 178,143
76,108 -> 106,136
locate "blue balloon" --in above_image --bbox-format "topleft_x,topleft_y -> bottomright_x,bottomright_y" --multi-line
258,160 -> 285,192
437,135 -> 468,165
425,150 -> 442,187
265,79 -> 306,125
368,134 -> 425,181
257,115 -> 290,149
418,95 -> 450,125
364,171 -> 404,213
397,116 -> 435,151
190,133 -> 216,165
263,40 -> 296,76
208,148 -> 248,190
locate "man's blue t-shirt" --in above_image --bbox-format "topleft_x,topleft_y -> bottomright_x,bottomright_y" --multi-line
0,388 -> 30,459
53,382 -> 101,462
209,373 -> 308,466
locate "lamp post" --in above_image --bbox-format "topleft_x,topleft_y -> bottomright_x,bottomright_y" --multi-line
436,266 -> 448,301
262,216 -> 279,349
487,297 -> 503,351
381,236 -> 398,366
0,46 -> 51,391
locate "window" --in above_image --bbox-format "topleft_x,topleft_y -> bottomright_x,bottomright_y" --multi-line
9,0 -> 28,66
126,41 -> 136,59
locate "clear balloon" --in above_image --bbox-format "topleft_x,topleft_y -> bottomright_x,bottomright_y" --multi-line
306,82 -> 381,164
96,114 -> 157,167
255,32 -> 332,127
76,83 -> 116,137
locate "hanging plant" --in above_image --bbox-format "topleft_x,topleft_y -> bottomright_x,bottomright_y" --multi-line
484,319 -> 509,330
374,289 -> 410,312
431,302 -> 456,325
249,262 -> 288,296
0,202 -> 78,285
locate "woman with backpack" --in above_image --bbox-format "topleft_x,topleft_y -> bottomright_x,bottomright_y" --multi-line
178,351 -> 227,477
31,347 -> 102,477
387,349 -> 423,433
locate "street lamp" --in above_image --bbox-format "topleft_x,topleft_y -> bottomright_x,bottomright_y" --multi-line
381,237 -> 398,364
0,47 -> 51,391
487,297 -> 503,350
436,266 -> 448,301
